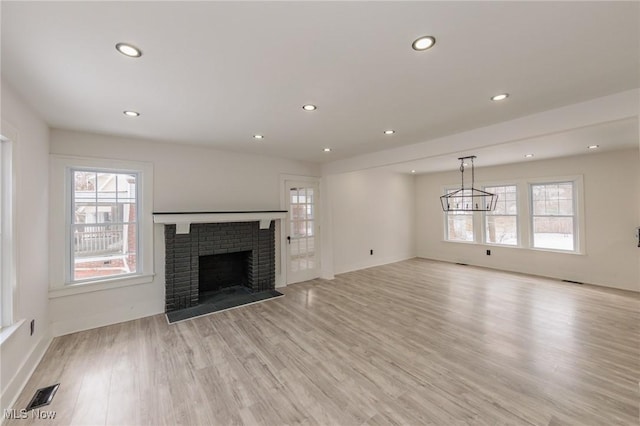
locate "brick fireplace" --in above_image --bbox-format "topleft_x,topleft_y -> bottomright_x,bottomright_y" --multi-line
154,211 -> 286,313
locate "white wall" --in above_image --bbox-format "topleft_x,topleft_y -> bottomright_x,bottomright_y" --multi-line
49,129 -> 320,336
326,168 -> 415,275
416,149 -> 640,292
0,81 -> 51,413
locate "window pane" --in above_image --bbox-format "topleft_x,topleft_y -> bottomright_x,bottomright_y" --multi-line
485,185 -> 517,216
74,202 -> 96,224
486,216 -> 517,245
533,217 -> 574,250
532,182 -> 573,215
447,214 -> 473,241
531,181 -> 575,251
74,171 -> 96,192
484,185 -> 518,246
545,200 -> 559,215
559,199 -> 573,215
290,239 -> 300,258
71,170 -> 138,282
73,223 -> 137,280
533,200 -> 546,215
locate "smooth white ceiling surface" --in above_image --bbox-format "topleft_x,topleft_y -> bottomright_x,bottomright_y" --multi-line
383,117 -> 639,175
2,1 -> 639,164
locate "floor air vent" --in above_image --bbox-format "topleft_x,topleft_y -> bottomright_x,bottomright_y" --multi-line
25,384 -> 59,411
562,279 -> 583,285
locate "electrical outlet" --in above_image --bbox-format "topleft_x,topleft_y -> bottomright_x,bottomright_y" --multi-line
486,249 -> 491,256
30,319 -> 35,336
370,249 -> 373,255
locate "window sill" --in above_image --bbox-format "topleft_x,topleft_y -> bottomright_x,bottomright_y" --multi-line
442,240 -> 585,255
442,239 -> 476,245
529,246 -> 585,256
49,273 -> 155,299
0,318 -> 26,346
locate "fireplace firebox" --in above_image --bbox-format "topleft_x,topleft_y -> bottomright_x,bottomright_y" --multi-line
199,251 -> 251,293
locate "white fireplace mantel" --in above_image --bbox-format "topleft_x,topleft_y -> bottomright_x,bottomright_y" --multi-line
153,211 -> 287,234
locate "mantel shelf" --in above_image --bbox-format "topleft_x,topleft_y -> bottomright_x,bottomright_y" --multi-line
153,211 -> 287,234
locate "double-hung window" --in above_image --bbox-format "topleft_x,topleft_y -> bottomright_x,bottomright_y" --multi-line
443,177 -> 581,253
71,169 -> 139,282
484,185 -> 518,246
50,156 -> 153,292
444,189 -> 474,242
530,181 -> 575,251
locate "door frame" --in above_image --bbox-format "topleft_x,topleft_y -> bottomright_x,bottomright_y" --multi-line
279,174 -> 322,286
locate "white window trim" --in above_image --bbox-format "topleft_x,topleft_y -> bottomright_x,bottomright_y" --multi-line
50,155 -> 154,296
528,176 -> 585,255
67,168 -> 140,284
0,133 -> 16,329
440,174 -> 585,255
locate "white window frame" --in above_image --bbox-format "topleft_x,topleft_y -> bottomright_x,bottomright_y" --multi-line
0,135 -> 15,329
529,178 -> 583,254
68,168 -> 141,284
483,184 -> 519,247
443,187 -> 475,243
50,156 -> 154,297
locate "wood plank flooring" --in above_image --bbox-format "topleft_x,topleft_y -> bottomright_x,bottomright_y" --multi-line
7,259 -> 640,425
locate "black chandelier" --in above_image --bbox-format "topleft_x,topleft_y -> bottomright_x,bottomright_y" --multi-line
440,156 -> 498,212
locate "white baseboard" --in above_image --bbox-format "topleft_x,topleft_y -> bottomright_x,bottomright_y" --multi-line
1,330 -> 52,423
334,253 -> 415,276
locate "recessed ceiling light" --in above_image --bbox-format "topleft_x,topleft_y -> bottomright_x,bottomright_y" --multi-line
384,130 -> 395,135
412,36 -> 436,51
253,134 -> 264,140
323,148 -> 331,152
411,170 -> 416,174
123,110 -> 140,117
588,144 -> 599,149
525,153 -> 534,158
491,93 -> 509,101
302,104 -> 317,111
116,43 -> 142,58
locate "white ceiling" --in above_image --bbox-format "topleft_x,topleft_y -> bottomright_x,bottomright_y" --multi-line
1,1 -> 639,167
383,117 -> 639,175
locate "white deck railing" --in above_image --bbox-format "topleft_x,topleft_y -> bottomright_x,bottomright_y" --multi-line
74,228 -> 124,257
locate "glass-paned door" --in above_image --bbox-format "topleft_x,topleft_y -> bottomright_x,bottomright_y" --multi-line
286,181 -> 320,284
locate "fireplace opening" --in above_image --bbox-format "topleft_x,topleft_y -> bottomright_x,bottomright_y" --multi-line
199,251 -> 252,297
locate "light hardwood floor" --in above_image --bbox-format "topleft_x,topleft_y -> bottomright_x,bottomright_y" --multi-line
7,259 -> 640,425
